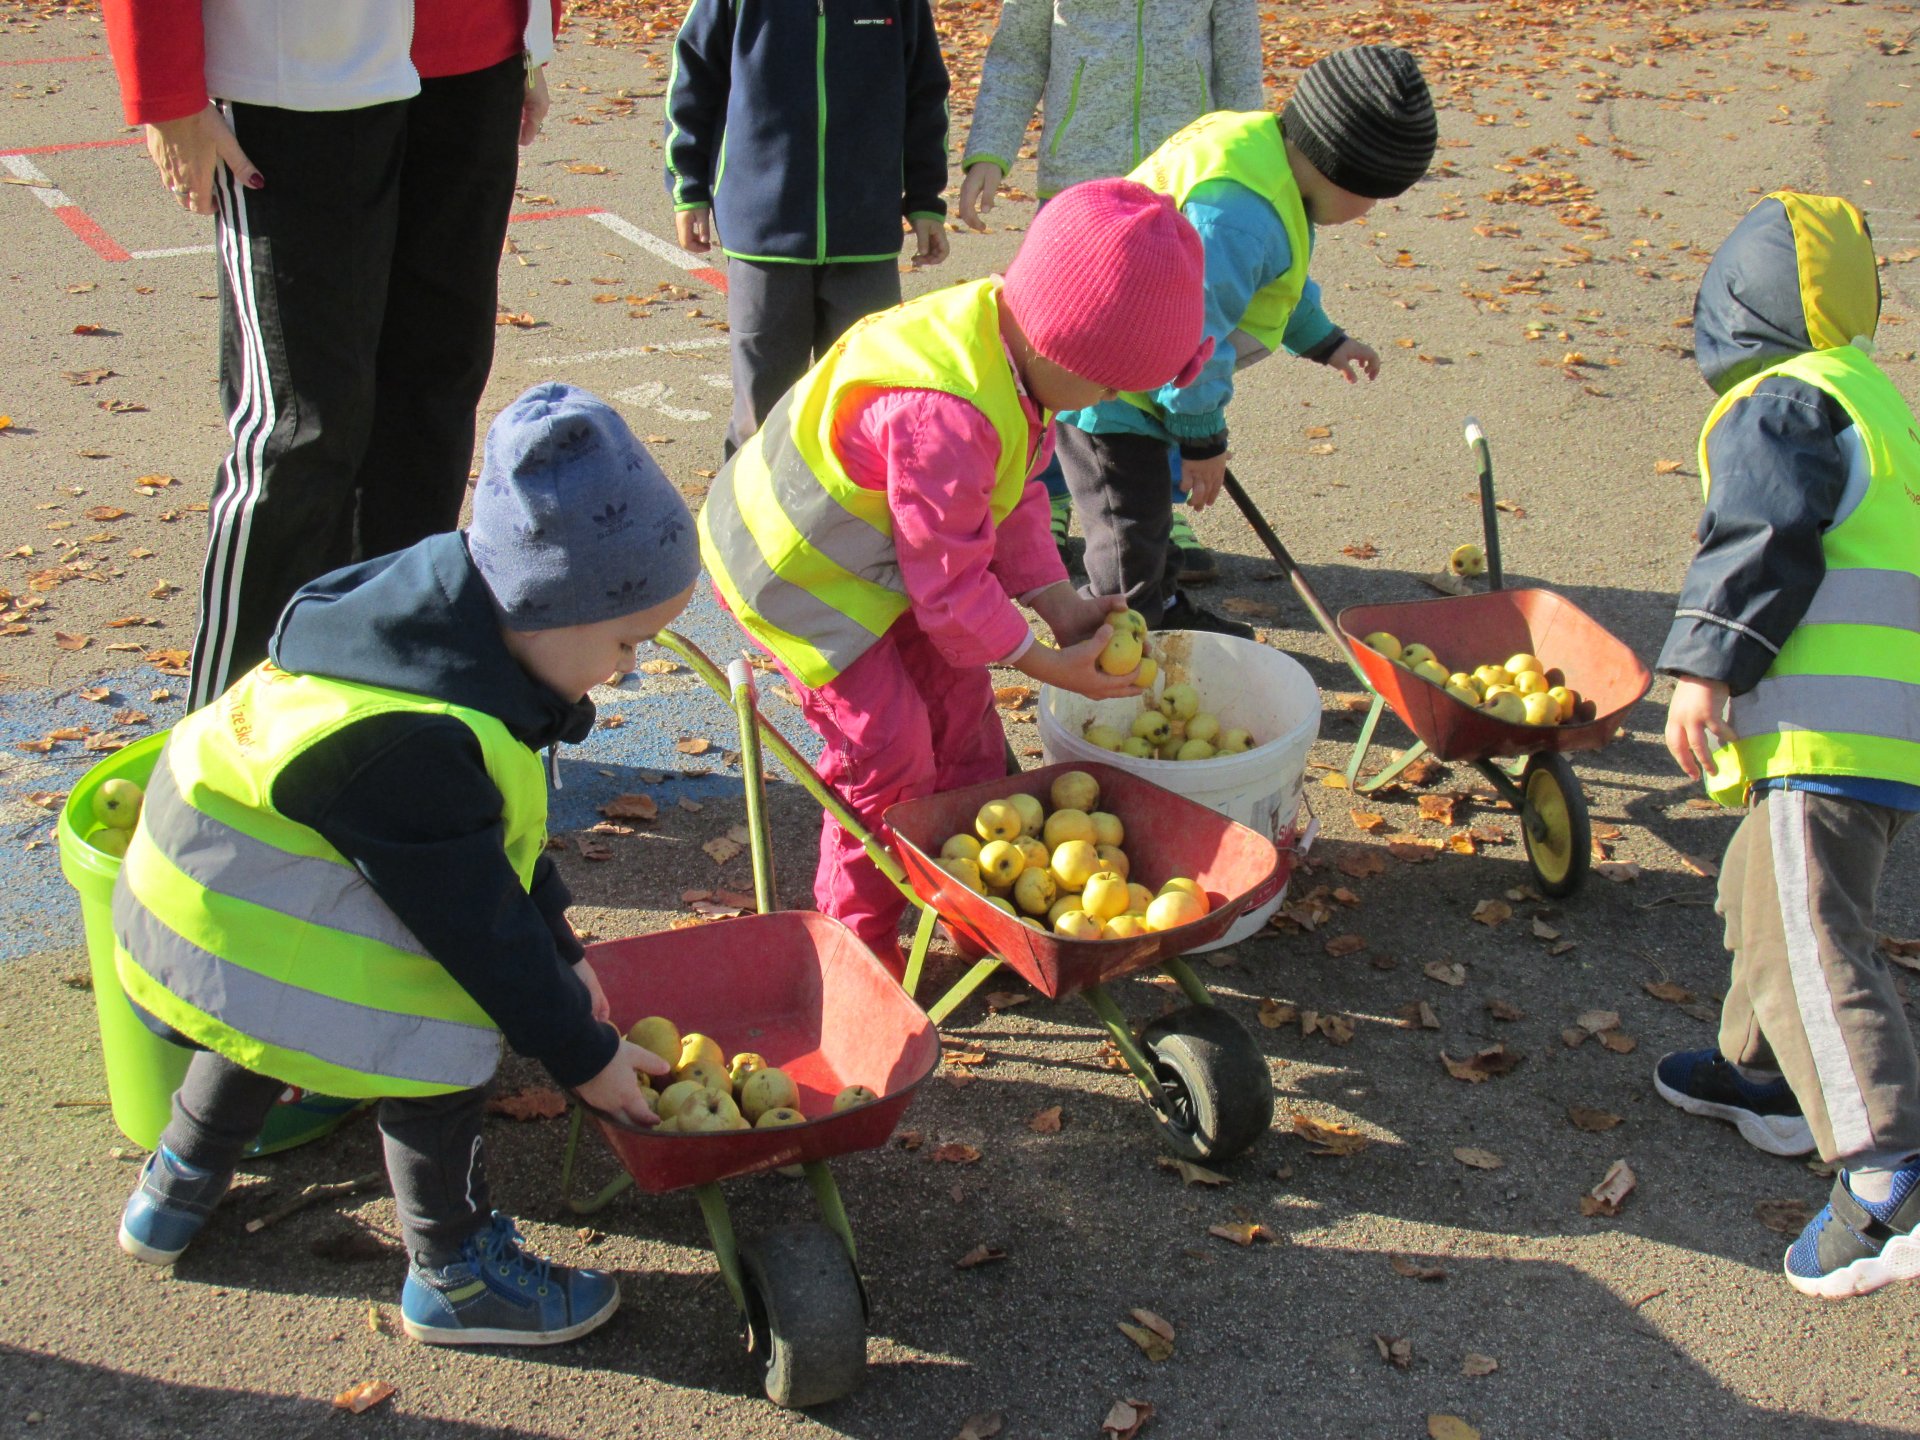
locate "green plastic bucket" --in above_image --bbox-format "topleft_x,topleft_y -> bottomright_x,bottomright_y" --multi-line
56,729 -> 363,1154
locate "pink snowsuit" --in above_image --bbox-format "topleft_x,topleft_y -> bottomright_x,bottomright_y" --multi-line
773,370 -> 1065,972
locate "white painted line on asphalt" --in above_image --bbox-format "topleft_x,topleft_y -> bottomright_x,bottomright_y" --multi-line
525,336 -> 730,367
2,151 -> 72,207
587,210 -> 697,268
130,244 -> 216,259
612,379 -> 713,422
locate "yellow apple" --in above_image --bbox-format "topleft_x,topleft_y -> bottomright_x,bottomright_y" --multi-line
1175,739 -> 1216,761
1095,843 -> 1130,880
678,1057 -> 730,1094
1053,909 -> 1106,939
1145,890 -> 1208,931
985,896 -> 1016,915
656,1079 -> 709,1120
974,800 -> 1024,843
1157,738 -> 1184,761
626,1015 -> 680,1065
728,1052 -> 768,1091
1185,713 -> 1221,745
1398,642 -> 1435,670
1505,652 -> 1544,678
1131,709 -> 1172,746
1548,684 -> 1579,723
977,839 -> 1026,887
677,1089 -> 739,1132
1133,655 -> 1159,689
1445,679 -> 1482,707
1014,835 -> 1050,870
1105,914 -> 1149,938
93,778 -> 145,830
1050,839 -> 1101,892
1450,671 -> 1484,696
1083,723 -> 1126,752
1081,870 -> 1131,921
1512,669 -> 1547,696
1158,877 -> 1210,913
1089,811 -> 1125,848
1521,690 -> 1558,726
1043,808 -> 1097,848
1119,737 -> 1157,759
1097,626 -> 1145,676
1473,664 -> 1511,692
757,1106 -> 806,1129
833,1084 -> 879,1112
1008,792 -> 1046,838
1116,608 -> 1150,637
1157,683 -> 1200,722
1216,729 -> 1253,754
1049,770 -> 1101,813
940,857 -> 986,894
739,1066 -> 800,1122
90,828 -> 132,858
940,832 -> 983,865
1361,631 -> 1402,662
1127,882 -> 1156,915
1046,893 -> 1082,926
678,1032 -> 725,1074
1450,542 -> 1486,578
1482,690 -> 1527,724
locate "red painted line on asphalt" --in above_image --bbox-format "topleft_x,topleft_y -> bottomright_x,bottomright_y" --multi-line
692,266 -> 728,292
52,203 -> 131,262
0,136 -> 144,156
509,205 -> 605,223
0,53 -> 105,67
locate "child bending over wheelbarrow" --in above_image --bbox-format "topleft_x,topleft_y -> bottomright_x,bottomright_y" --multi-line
697,178 -> 1210,973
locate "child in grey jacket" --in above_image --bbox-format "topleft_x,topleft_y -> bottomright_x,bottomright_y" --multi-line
957,0 -> 1266,586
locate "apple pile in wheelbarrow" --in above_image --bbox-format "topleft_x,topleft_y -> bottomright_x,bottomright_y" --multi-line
937,769 -> 1212,940
1362,632 -> 1582,727
623,1016 -> 875,1133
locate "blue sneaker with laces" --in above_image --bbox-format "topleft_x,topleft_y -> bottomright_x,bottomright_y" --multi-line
401,1211 -> 620,1346
1653,1047 -> 1814,1156
118,1145 -> 231,1264
1785,1163 -> 1920,1298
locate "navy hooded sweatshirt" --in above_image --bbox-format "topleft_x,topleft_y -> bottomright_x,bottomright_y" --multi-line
664,0 -> 950,263
261,532 -> 616,1089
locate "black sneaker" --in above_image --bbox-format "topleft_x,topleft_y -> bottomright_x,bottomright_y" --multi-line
1653,1047 -> 1814,1156
1158,591 -> 1254,640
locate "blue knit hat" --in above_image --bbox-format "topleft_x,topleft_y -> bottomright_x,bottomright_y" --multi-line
468,383 -> 698,631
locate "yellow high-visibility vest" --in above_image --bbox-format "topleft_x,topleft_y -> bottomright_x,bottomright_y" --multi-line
115,662 -> 547,1097
699,277 -> 1035,687
1702,341 -> 1920,804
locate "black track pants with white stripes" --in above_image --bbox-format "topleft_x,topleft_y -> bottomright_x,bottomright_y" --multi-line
190,56 -> 525,710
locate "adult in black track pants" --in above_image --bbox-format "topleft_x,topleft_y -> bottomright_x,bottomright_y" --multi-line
102,1 -> 560,709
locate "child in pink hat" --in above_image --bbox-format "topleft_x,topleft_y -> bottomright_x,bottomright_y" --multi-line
699,177 -> 1210,970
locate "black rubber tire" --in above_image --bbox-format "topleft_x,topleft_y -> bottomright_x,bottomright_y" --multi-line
1140,1004 -> 1275,1162
740,1223 -> 867,1409
1519,751 -> 1591,899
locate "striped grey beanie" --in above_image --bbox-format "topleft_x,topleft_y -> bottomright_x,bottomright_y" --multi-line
1281,44 -> 1437,200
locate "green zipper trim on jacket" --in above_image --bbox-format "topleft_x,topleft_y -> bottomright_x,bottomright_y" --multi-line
1049,59 -> 1087,158
815,0 -> 828,262
1131,0 -> 1145,164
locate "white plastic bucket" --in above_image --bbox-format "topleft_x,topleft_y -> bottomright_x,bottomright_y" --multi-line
1038,632 -> 1319,949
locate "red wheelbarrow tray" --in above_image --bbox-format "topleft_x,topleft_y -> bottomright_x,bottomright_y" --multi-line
885,760 -> 1288,1001
581,912 -> 939,1194
1338,588 -> 1652,764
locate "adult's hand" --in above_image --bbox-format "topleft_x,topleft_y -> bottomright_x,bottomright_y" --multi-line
520,64 -> 551,145
145,104 -> 261,216
957,161 -> 1002,232
908,215 -> 950,267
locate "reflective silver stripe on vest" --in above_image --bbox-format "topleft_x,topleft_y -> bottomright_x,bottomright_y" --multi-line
1798,568 -> 1920,632
113,883 -> 501,1088
140,757 -> 429,957
704,392 -> 904,674
1731,674 -> 1920,746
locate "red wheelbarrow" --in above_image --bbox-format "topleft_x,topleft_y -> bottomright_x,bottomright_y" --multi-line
1223,419 -> 1651,897
649,641 -> 1291,1166
561,909 -> 937,1407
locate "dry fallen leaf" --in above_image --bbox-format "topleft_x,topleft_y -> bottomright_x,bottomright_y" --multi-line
1642,980 -> 1694,1004
1207,1221 -> 1276,1247
1754,1197 -> 1816,1235
1598,1030 -> 1638,1055
599,793 -> 659,822
1484,998 -> 1524,1022
1293,1113 -> 1369,1156
332,1381 -> 396,1415
1531,917 -> 1562,942
676,736 -> 712,755
1335,846 -> 1388,878
1258,998 -> 1298,1029
1576,1009 -> 1622,1035
1567,1105 -> 1622,1133
1470,898 -> 1512,927
1424,960 -> 1466,988
1101,1399 -> 1154,1439
932,1142 -> 981,1165
1461,1352 -> 1499,1377
1156,1155 -> 1231,1186
1428,1418 -> 1481,1440
701,834 -> 742,865
1118,1313 -> 1175,1362
1028,1105 -> 1063,1134
1324,933 -> 1366,958
1375,1334 -> 1413,1368
1397,1000 -> 1442,1030
1350,809 -> 1389,833
53,631 -> 90,651
486,1088 -> 568,1121
1441,1045 -> 1524,1083
953,1412 -> 1005,1440
954,1244 -> 1007,1270
1219,597 -> 1278,620
1453,1146 -> 1504,1170
1390,1253 -> 1446,1282
1417,793 -> 1460,825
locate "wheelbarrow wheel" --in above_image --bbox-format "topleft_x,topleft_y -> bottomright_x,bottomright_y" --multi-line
1140,1005 -> 1274,1163
741,1222 -> 867,1409
1520,752 -> 1590,898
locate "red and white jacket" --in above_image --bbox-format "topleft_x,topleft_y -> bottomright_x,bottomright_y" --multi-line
102,0 -> 561,126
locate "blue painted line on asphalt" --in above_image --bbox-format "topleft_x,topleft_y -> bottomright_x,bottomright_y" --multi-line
0,586 -> 823,962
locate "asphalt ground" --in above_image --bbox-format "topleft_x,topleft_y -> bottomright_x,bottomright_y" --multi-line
3,2 -> 1920,1436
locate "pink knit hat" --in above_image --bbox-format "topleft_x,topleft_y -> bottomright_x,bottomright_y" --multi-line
1002,178 -> 1213,394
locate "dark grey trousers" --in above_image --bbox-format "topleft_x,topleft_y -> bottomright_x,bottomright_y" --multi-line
1055,424 -> 1180,618
161,1050 -> 491,1267
1717,788 -> 1920,1162
724,256 -> 901,456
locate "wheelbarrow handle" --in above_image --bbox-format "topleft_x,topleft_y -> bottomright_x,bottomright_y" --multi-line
1219,469 -> 1372,688
1463,416 -> 1504,591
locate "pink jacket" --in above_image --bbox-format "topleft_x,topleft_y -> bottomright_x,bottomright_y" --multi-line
831,378 -> 1067,669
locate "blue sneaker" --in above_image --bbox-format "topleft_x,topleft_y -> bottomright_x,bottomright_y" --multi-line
118,1146 -> 231,1264
1653,1048 -> 1814,1156
1785,1165 -> 1920,1298
401,1211 -> 619,1346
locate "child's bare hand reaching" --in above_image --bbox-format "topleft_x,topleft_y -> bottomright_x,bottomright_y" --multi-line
1665,676 -> 1734,781
573,958 -> 610,1022
1323,337 -> 1380,383
575,1036 -> 671,1127
1016,625 -> 1144,700
1030,582 -> 1127,648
